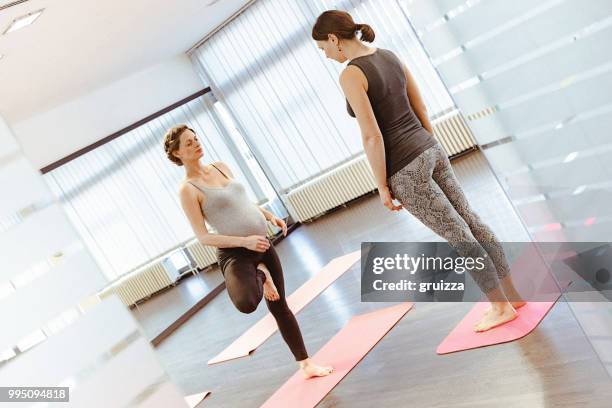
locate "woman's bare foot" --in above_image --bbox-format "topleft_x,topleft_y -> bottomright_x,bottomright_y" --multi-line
485,300 -> 526,314
474,302 -> 518,332
299,358 -> 333,379
257,263 -> 279,301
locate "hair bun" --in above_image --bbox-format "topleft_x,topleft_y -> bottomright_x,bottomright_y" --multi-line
356,23 -> 375,43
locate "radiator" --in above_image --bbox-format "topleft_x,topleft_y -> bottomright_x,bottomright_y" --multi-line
99,236 -> 268,307
286,156 -> 377,222
98,241 -> 223,307
432,111 -> 477,156
286,111 -> 476,222
185,239 -> 217,269
99,262 -> 172,306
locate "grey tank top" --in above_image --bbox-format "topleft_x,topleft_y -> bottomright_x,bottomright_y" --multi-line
188,165 -> 267,237
346,48 -> 437,177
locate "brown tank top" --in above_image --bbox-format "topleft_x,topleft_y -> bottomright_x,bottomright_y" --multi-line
346,48 -> 437,177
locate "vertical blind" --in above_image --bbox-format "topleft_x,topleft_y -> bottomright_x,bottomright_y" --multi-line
191,0 -> 454,191
44,95 -> 258,280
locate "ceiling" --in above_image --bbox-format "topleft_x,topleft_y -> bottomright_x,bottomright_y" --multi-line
0,0 -> 251,123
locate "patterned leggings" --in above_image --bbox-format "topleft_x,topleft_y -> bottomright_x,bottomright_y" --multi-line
388,143 -> 510,294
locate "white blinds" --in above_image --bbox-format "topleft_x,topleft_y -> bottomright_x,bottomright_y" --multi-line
191,0 -> 454,191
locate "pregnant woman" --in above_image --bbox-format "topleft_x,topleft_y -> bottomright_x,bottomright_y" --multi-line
164,124 -> 332,377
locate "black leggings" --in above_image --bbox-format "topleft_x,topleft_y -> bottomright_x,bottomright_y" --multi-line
217,243 -> 308,361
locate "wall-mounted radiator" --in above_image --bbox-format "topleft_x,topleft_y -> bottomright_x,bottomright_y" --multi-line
285,156 -> 377,222
285,110 -> 477,222
185,239 -> 217,270
99,241 -> 220,306
99,262 -> 173,306
432,111 -> 477,156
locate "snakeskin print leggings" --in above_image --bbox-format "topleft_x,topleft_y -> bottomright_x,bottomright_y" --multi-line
388,143 -> 510,294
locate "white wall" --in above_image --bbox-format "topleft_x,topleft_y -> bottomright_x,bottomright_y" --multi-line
11,54 -> 204,170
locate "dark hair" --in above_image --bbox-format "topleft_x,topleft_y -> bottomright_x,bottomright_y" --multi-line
163,124 -> 195,166
312,10 -> 375,43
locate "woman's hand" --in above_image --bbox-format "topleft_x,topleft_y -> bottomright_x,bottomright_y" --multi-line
379,186 -> 403,211
270,216 -> 288,236
243,235 -> 270,252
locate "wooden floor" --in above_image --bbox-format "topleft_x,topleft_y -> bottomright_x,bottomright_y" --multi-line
147,151 -> 612,407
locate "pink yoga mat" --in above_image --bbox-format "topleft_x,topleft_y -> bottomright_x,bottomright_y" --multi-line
437,282 -> 570,355
261,303 -> 413,408
436,301 -> 559,354
436,241 -> 572,354
208,251 -> 361,365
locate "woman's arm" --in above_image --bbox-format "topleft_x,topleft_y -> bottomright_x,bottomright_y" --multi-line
259,206 -> 275,221
259,206 -> 288,236
340,66 -> 387,189
179,184 -> 269,251
340,66 -> 402,211
403,64 -> 434,134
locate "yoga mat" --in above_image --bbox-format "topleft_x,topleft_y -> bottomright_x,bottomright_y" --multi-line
437,282 -> 570,354
184,391 -> 211,407
208,251 -> 361,365
260,303 -> 413,408
436,240 -> 573,355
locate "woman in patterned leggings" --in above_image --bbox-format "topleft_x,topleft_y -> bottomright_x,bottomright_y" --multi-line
313,11 -> 524,331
